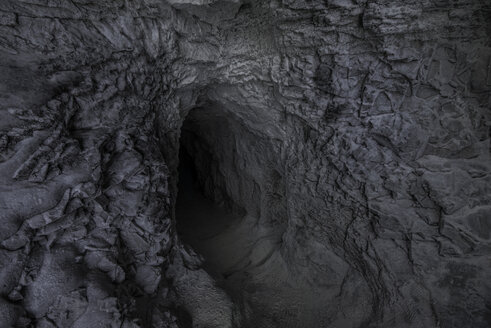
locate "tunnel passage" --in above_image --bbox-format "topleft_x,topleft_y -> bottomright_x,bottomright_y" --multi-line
173,105 -> 335,328
175,105 -> 267,322
175,105 -> 255,280
174,104 -> 289,257
175,107 -> 247,267
177,106 -> 247,218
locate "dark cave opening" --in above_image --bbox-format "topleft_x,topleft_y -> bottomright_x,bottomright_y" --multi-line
176,106 -> 246,214
174,107 -> 305,327
175,138 -> 240,246
175,107 -> 247,281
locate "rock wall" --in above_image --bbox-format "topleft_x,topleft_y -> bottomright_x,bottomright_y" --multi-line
0,0 -> 490,327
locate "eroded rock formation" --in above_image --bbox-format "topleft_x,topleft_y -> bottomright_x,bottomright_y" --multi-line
0,0 -> 490,327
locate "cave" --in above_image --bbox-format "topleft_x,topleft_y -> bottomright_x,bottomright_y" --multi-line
174,105 -> 295,327
175,105 -> 249,276
172,106 -> 374,327
0,0 -> 490,327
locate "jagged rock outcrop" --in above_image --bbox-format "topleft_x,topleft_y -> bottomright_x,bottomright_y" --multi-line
0,0 -> 490,327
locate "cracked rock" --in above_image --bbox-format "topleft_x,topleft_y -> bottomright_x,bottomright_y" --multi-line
0,0 -> 490,327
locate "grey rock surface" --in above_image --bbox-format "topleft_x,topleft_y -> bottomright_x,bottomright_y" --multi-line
0,0 -> 490,327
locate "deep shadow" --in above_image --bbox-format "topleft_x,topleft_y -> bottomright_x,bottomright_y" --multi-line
175,108 -> 314,328
175,118 -> 245,272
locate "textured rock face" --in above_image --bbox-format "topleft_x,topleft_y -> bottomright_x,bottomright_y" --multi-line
0,0 -> 490,327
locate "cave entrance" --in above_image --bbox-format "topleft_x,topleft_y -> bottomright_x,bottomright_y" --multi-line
174,106 -> 316,327
175,106 -> 248,283
175,142 -> 243,254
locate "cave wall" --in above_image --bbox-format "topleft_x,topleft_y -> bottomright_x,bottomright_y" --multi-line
0,0 -> 490,327
0,1 -> 231,326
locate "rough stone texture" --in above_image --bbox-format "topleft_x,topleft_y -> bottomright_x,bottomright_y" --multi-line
0,0 -> 490,327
